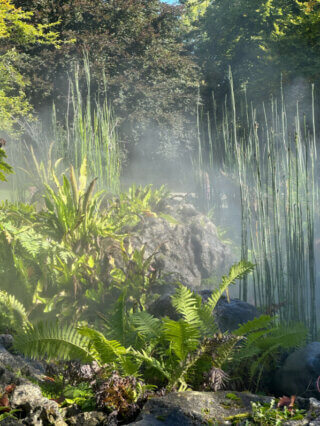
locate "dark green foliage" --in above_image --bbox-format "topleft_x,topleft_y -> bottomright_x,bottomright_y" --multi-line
0,149 -> 13,181
13,261 -> 252,392
231,315 -> 308,392
13,0 -> 198,169
193,0 -> 320,106
14,322 -> 95,362
0,167 -> 170,325
0,290 -> 30,333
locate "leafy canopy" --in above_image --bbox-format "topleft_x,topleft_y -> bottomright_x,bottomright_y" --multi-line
0,0 -> 61,132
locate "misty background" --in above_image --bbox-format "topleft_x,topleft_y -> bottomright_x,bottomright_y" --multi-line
2,0 -> 320,335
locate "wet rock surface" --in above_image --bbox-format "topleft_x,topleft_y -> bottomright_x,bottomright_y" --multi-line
275,342 -> 320,398
10,383 -> 67,425
130,391 -> 320,425
0,342 -> 44,384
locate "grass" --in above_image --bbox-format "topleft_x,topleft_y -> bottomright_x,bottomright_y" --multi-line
6,54 -> 122,201
195,70 -> 319,338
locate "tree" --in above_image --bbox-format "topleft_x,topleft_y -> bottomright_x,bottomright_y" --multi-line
0,0 -> 60,133
194,0 -> 287,105
270,0 -> 320,83
13,0 -> 199,178
0,148 -> 13,181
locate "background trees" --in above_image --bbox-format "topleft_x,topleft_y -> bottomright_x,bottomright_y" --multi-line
4,0 -> 320,178
192,0 -> 320,108
12,0 -> 199,182
0,0 -> 60,133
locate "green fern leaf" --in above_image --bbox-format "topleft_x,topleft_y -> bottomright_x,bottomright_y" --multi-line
0,291 -> 30,330
171,284 -> 202,327
163,319 -> 200,361
14,322 -> 94,362
205,261 -> 254,313
130,311 -> 161,340
129,348 -> 170,380
78,327 -> 127,365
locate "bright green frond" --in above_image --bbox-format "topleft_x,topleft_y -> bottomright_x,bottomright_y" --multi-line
78,326 -> 127,365
163,318 -> 200,361
14,322 -> 94,362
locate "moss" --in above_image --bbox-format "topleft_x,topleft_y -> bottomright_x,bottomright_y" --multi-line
224,412 -> 251,421
225,393 -> 241,402
155,415 -> 167,422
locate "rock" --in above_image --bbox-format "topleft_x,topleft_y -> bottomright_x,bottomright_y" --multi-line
66,411 -> 107,425
148,293 -> 180,320
130,391 -> 320,425
11,383 -> 67,425
102,198 -> 230,288
0,343 -> 44,383
214,296 -> 260,332
130,391 -> 272,425
307,398 -> 320,425
275,342 -> 320,397
0,334 -> 14,350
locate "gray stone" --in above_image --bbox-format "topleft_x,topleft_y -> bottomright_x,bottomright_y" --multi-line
0,344 -> 44,383
130,391 -> 272,425
66,411 -> 107,425
214,296 -> 260,332
0,334 -> 13,350
11,383 -> 67,425
102,199 -> 229,288
275,342 -> 320,397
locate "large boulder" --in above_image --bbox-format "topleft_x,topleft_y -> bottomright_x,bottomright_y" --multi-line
0,341 -> 44,385
275,342 -> 320,398
130,391 -> 272,425
10,383 -> 67,425
130,391 -> 320,425
102,194 -> 230,288
213,295 -> 260,332
0,337 -> 66,425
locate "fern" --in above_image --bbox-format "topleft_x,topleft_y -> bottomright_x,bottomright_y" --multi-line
14,322 -> 94,362
0,291 -> 30,331
129,348 -> 170,380
213,335 -> 242,369
78,327 -> 127,365
163,319 -> 200,361
205,260 -> 255,314
130,311 -> 161,341
231,315 -> 307,391
234,314 -> 274,336
104,291 -> 131,345
171,284 -> 202,327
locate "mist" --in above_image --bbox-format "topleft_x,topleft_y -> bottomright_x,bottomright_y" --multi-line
2,0 -> 320,422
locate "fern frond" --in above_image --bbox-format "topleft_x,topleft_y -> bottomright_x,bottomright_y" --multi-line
255,323 -> 307,352
130,311 -> 161,340
14,322 -> 94,362
118,354 -> 142,377
0,291 -> 30,329
78,327 -> 127,365
213,335 -> 243,369
163,319 -> 200,361
171,284 -> 201,327
205,261 -> 254,313
233,315 -> 274,336
129,348 -> 170,380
